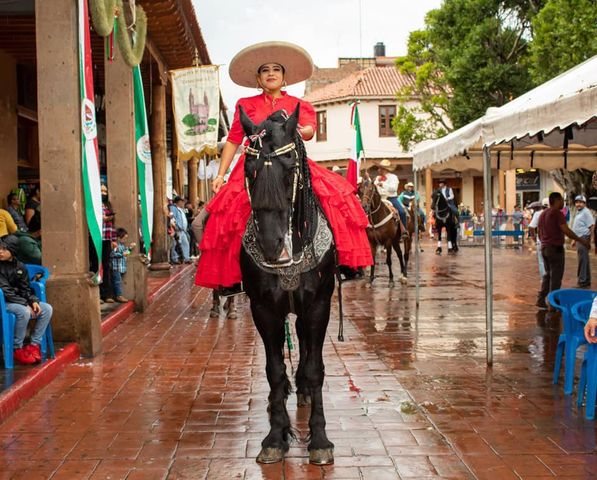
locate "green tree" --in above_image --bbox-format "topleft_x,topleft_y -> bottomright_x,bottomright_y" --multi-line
528,0 -> 597,84
392,30 -> 451,151
394,0 -> 545,150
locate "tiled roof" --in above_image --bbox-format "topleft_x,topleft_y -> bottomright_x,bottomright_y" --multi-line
303,66 -> 415,104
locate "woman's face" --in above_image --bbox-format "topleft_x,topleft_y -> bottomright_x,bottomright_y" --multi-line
257,63 -> 285,92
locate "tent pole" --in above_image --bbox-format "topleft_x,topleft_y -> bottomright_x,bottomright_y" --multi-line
414,170 -> 420,308
483,146 -> 493,367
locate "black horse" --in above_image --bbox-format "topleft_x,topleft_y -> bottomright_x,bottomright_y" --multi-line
431,190 -> 459,255
238,104 -> 336,466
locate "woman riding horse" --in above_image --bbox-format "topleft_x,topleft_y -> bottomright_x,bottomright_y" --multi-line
194,42 -> 372,465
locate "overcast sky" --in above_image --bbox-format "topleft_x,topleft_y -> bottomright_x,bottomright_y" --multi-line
193,0 -> 443,117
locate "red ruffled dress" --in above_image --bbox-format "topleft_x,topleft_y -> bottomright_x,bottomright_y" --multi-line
195,92 -> 372,289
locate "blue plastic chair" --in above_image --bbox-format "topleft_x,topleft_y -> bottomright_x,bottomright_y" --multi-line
26,264 -> 55,359
0,289 -> 16,369
548,289 -> 597,394
574,300 -> 597,420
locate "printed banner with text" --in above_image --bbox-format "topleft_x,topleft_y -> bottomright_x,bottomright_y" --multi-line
171,66 -> 220,160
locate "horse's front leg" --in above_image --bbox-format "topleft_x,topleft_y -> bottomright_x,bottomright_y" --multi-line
295,314 -> 310,407
392,235 -> 408,284
305,298 -> 334,465
366,241 -> 376,288
252,303 -> 292,464
386,241 -> 394,287
436,226 -> 443,255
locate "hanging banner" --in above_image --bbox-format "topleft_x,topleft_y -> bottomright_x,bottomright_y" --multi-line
133,66 -> 154,257
78,0 -> 103,282
171,65 -> 220,160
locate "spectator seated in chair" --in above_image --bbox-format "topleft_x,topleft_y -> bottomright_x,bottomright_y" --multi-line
0,235 -> 53,365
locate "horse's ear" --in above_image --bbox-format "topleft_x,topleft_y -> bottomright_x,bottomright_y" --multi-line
284,103 -> 300,136
239,105 -> 256,137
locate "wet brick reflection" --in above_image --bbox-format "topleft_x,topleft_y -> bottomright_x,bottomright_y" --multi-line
0,243 -> 596,478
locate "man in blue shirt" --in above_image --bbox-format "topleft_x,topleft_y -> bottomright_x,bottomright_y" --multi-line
398,182 -> 426,228
169,196 -> 191,264
572,195 -> 595,287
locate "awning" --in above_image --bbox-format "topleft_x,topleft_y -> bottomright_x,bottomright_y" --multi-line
413,54 -> 597,172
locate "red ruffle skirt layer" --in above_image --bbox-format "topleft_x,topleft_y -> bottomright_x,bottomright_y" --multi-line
194,157 -> 372,289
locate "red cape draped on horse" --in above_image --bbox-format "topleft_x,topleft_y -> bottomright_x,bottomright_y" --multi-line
195,156 -> 372,289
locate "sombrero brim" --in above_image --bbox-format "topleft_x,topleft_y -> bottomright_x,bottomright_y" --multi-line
229,41 -> 314,88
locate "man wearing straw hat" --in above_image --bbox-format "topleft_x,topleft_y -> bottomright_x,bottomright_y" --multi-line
374,159 -> 408,237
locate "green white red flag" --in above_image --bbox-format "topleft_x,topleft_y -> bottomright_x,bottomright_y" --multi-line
78,0 -> 103,281
347,102 -> 364,189
133,66 -> 154,256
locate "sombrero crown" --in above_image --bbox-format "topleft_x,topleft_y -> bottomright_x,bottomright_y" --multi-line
229,41 -> 314,88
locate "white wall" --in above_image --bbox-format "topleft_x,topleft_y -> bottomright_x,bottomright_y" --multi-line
306,99 -> 412,162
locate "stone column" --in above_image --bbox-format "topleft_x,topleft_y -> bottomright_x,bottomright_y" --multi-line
505,170 -> 517,213
425,168 -> 433,222
105,54 -> 148,311
149,80 -> 170,268
0,50 -> 18,207
36,0 -> 101,356
188,157 -> 198,206
498,171 -> 506,210
171,157 -> 181,195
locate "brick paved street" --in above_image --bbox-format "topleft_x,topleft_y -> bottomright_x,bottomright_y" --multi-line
1,244 -> 596,479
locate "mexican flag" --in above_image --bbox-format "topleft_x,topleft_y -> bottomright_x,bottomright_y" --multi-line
347,102 -> 364,189
78,0 -> 103,281
133,66 -> 154,257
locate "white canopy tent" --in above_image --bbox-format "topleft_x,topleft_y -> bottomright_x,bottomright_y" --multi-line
411,55 -> 597,365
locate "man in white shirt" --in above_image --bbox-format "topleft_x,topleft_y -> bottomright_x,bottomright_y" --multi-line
374,159 -> 407,235
529,199 -> 548,278
572,195 -> 595,287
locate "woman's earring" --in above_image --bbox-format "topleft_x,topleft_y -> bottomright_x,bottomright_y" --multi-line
281,80 -> 288,91
256,83 -> 263,92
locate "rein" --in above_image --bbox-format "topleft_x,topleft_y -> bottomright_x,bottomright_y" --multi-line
362,187 -> 394,229
244,139 -> 302,268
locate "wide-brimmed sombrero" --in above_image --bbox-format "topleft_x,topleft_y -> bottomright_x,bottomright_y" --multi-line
229,41 -> 314,88
375,159 -> 393,169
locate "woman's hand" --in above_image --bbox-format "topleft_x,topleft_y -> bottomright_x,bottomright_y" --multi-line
212,176 -> 225,194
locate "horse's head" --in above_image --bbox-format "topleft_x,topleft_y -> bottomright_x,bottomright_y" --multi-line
357,179 -> 379,215
240,103 -> 300,263
431,189 -> 442,211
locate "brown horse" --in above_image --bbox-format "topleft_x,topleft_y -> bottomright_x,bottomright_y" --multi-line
357,180 -> 407,287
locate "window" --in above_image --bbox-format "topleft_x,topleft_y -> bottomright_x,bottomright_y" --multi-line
379,105 -> 396,137
316,110 -> 327,142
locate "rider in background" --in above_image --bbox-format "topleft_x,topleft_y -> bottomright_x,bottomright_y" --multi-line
374,160 -> 408,237
398,182 -> 426,228
439,179 -> 458,217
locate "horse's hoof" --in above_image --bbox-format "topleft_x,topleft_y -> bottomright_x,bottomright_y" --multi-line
227,309 -> 238,319
365,282 -> 372,289
297,393 -> 311,407
389,281 -> 395,288
209,308 -> 219,318
256,447 -> 285,464
309,448 -> 334,466
400,276 -> 408,285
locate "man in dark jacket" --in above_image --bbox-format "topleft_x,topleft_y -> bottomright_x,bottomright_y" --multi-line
0,236 -> 52,365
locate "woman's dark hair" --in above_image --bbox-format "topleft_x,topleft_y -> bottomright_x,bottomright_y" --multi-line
116,227 -> 128,238
7,193 -> 16,204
